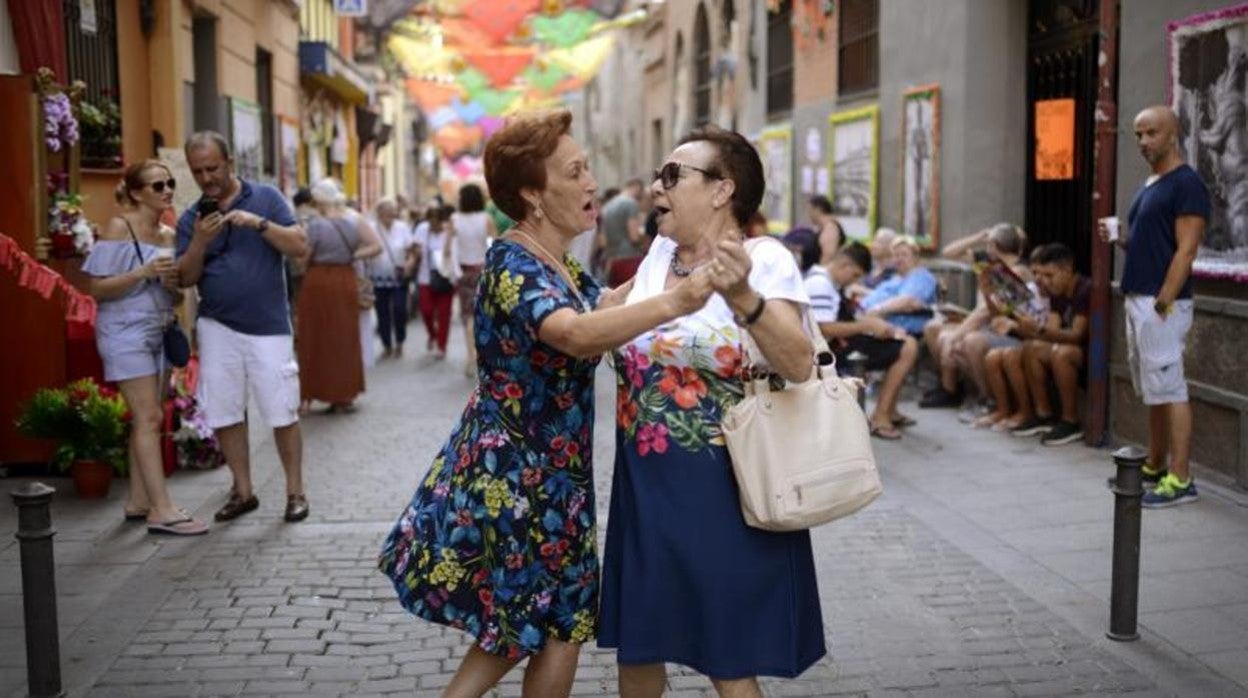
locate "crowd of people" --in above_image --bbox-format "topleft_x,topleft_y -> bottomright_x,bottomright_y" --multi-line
72,100 -> 1205,695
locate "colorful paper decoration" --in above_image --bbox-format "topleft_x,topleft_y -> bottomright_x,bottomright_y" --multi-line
473,87 -> 522,115
478,115 -> 506,140
429,105 -> 460,131
406,79 -> 465,112
463,0 -> 541,44
531,8 -> 599,47
439,17 -> 500,48
455,67 -> 492,97
522,61 -> 569,92
434,123 -> 485,158
452,97 -> 487,125
390,36 -> 456,75
462,47 -> 538,89
546,35 -> 614,81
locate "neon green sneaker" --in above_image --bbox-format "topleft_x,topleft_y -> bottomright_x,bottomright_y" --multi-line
1142,473 -> 1199,509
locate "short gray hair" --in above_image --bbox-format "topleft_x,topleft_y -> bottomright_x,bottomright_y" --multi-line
311,178 -> 345,207
184,131 -> 232,159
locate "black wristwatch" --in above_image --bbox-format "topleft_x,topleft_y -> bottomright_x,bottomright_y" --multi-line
258,218 -> 271,234
1154,299 -> 1169,316
734,294 -> 767,326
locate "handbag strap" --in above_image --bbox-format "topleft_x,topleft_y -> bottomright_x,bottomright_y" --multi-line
325,217 -> 358,264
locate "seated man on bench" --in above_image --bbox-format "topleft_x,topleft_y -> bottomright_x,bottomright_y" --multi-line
1009,243 -> 1091,446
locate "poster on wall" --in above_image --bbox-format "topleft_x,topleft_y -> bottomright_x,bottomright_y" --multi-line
157,147 -> 198,216
828,105 -> 879,242
901,84 -> 940,249
759,125 -> 793,234
1168,3 -> 1248,281
1035,98 -> 1076,180
278,116 -> 300,197
229,98 -> 263,182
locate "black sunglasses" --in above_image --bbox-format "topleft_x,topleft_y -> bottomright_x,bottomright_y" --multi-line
146,178 -> 177,193
652,162 -> 722,190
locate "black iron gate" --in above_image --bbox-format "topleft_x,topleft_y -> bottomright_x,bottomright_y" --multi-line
1026,0 -> 1100,274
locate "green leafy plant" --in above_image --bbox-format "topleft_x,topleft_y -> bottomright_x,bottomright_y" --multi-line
15,378 -> 130,474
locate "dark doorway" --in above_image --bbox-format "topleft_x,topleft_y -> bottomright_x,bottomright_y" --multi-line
1025,0 -> 1099,274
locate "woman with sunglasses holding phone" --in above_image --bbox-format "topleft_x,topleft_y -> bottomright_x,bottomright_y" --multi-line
599,127 -> 826,696
80,160 -> 208,536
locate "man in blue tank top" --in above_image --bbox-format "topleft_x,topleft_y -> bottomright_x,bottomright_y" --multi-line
176,131 -> 312,523
1101,106 -> 1210,508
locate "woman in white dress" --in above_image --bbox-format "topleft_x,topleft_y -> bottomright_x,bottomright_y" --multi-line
447,183 -> 498,375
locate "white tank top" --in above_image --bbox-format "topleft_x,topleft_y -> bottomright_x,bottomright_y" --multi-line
452,212 -> 490,266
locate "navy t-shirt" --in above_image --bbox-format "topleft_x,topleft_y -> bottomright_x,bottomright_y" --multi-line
1122,164 -> 1210,299
176,180 -> 298,335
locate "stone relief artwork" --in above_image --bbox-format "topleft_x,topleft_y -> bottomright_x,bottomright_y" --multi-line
828,104 -> 879,242
901,84 -> 940,250
1169,3 -> 1248,281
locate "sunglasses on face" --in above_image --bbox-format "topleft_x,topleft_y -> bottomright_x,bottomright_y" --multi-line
146,179 -> 177,193
652,161 -> 721,190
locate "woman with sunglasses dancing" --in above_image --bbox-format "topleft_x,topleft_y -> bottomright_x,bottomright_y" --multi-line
80,160 -> 208,535
600,127 -> 826,696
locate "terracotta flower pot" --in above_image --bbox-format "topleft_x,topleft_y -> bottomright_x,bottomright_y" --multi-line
70,459 -> 113,499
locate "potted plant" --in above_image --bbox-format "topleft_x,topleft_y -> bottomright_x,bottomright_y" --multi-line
15,378 -> 130,498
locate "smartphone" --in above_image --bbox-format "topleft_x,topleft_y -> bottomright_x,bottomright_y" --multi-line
199,198 -> 219,216
972,249 -> 989,264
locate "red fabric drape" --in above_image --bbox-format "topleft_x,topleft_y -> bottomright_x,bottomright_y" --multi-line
7,0 -> 67,81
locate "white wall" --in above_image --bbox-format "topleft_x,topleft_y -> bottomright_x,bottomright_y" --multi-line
0,0 -> 20,76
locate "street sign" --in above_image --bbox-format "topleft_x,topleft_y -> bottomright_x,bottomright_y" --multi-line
334,0 -> 367,17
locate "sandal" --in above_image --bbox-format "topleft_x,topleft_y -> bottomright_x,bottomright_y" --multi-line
891,413 -> 917,428
214,493 -> 259,522
870,423 -> 903,440
148,516 -> 209,536
123,506 -> 150,522
284,494 -> 309,523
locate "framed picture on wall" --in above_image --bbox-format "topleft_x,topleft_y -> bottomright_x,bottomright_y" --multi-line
1167,4 -> 1248,282
759,124 -> 793,234
828,104 -> 879,242
901,84 -> 940,250
229,98 -> 264,183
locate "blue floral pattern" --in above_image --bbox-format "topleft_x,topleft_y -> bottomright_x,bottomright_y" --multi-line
379,238 -> 602,660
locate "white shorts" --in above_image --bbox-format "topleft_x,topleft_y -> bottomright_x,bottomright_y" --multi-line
196,317 -> 301,429
1124,295 -> 1193,406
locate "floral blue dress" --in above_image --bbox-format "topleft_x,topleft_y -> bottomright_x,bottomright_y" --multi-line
379,238 -> 602,660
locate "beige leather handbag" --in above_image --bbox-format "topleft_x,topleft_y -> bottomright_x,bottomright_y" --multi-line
721,308 -> 883,532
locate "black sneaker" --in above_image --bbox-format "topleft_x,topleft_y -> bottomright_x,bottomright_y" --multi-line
1041,421 -> 1084,446
1011,417 -> 1055,437
919,387 -> 962,409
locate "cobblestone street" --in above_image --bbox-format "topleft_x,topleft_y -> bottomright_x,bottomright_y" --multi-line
4,329 -> 1248,697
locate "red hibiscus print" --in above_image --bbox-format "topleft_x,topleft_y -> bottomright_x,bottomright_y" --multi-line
714,344 -> 743,378
657,366 -> 708,409
504,383 -> 523,400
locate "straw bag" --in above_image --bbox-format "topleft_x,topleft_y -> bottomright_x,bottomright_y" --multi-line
721,306 -> 882,532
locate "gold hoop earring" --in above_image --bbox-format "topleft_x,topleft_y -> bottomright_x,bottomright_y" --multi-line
534,207 -> 544,219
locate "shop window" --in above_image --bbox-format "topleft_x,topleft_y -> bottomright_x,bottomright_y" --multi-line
838,0 -> 879,96
257,48 -> 275,177
766,0 -> 794,118
192,15 -> 221,133
693,3 -> 712,127
62,0 -> 122,169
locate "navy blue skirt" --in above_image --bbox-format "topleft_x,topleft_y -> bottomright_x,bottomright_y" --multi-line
598,435 -> 827,679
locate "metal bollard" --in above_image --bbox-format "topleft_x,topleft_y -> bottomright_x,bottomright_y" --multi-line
11,482 -> 63,696
1107,446 -> 1145,642
845,351 -> 868,410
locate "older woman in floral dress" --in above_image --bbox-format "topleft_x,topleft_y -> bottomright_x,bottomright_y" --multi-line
600,126 -> 826,697
378,110 -> 712,698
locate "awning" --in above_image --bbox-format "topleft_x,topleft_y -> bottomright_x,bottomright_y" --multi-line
299,41 -> 372,105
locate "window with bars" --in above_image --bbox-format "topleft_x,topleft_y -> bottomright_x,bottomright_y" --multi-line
62,0 -> 122,168
766,0 -> 794,118
693,4 -> 712,127
838,0 -> 879,96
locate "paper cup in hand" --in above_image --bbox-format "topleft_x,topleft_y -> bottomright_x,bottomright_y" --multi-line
1099,216 -> 1119,242
153,247 -> 175,260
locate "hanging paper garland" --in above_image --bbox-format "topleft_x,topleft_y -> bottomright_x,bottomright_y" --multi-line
462,0 -> 541,45
473,87 -> 522,116
530,9 -> 599,48
434,123 -> 484,159
455,67 -> 492,97
462,47 -> 538,89
522,61 -> 569,92
406,79 -> 465,113
0,233 -> 97,324
452,97 -> 487,126
546,35 -> 615,81
429,105 -> 461,131
478,115 -> 507,140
